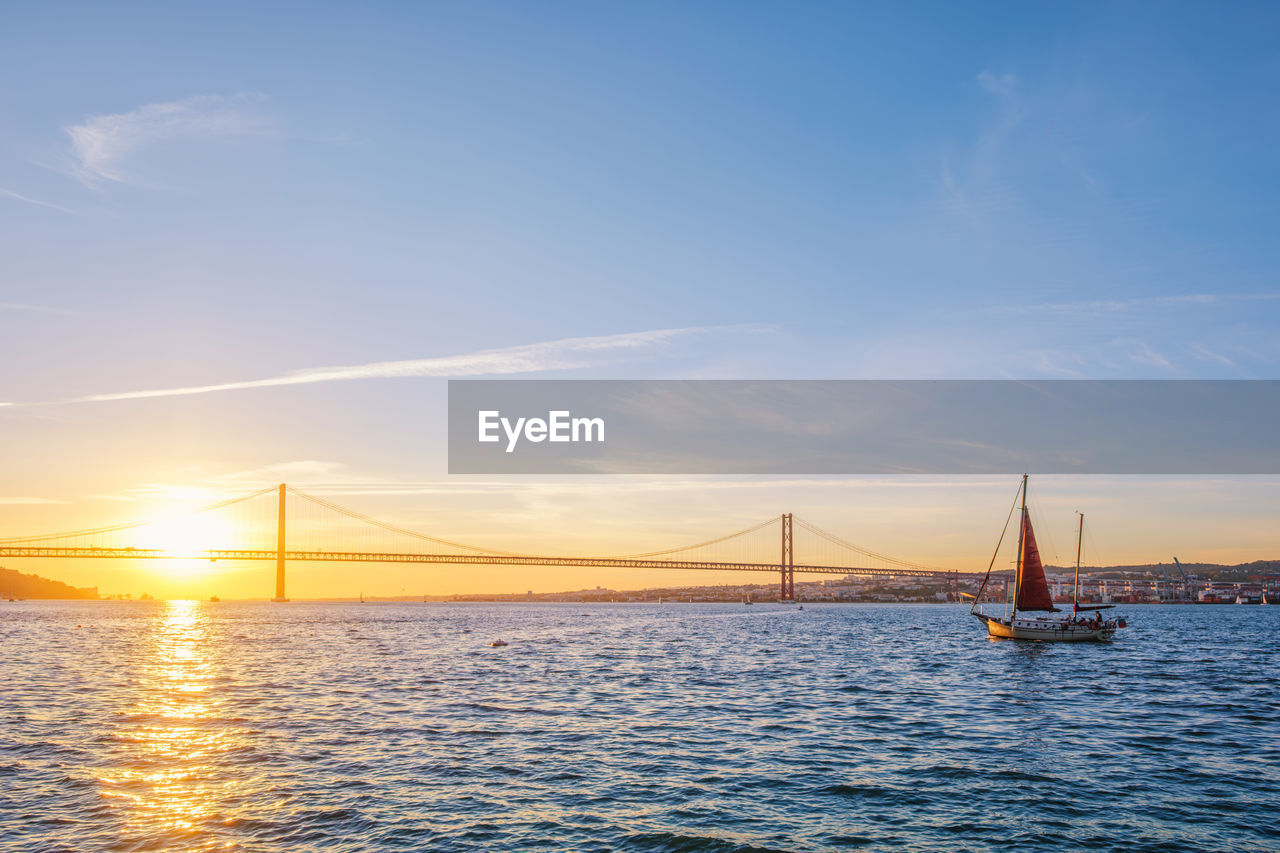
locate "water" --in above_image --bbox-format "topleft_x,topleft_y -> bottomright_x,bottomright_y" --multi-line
3,601 -> 1278,852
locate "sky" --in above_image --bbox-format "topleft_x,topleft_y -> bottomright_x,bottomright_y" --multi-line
2,2 -> 1279,598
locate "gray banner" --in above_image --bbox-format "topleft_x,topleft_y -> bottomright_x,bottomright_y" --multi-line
447,380 -> 1280,474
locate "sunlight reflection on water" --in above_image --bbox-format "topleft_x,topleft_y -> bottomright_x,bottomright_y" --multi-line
94,600 -> 244,847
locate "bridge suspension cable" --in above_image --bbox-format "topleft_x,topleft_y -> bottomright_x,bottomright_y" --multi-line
0,486 -> 278,545
608,516 -> 780,559
792,517 -> 946,573
285,488 -> 529,556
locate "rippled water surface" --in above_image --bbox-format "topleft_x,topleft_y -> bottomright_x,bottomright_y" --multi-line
3,601 -> 1278,852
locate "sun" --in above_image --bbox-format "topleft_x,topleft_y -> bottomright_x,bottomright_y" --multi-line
140,514 -> 234,559
138,513 -> 237,581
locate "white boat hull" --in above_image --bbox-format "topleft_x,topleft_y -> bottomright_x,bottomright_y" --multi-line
975,612 -> 1115,642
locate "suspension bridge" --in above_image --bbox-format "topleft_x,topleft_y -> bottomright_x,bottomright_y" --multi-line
0,485 -> 969,600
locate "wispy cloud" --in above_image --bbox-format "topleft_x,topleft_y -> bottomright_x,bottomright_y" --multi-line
936,71 -> 1024,232
89,466 -> 1033,504
37,327 -> 745,406
0,187 -> 78,214
1123,340 -> 1172,369
1189,343 -> 1235,368
976,70 -> 1018,98
0,302 -> 72,314
66,93 -> 273,184
987,292 -> 1280,316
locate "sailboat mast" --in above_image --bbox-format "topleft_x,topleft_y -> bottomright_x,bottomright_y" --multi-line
1073,512 -> 1084,614
1013,474 -> 1027,619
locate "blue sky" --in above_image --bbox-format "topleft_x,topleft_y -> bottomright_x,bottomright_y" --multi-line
2,2 -> 1279,595
4,2 -> 1280,388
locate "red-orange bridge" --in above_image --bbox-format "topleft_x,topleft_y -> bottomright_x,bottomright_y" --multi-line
0,485 -> 977,601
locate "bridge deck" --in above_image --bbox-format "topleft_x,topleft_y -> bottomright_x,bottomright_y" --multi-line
0,547 -> 975,578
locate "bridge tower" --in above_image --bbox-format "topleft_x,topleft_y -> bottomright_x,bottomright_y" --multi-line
272,483 -> 289,602
780,512 -> 794,601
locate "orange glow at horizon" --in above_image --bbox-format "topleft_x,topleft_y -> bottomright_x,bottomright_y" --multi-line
5,475 -> 1280,600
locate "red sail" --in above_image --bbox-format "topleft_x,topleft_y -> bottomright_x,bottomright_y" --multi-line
1016,511 -> 1059,612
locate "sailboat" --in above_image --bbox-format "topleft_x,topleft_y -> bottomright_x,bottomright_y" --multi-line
971,475 -> 1127,642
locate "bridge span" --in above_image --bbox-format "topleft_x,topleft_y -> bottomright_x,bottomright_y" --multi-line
0,485 -> 974,600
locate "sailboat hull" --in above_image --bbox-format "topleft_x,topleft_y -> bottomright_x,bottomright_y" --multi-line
975,613 -> 1115,642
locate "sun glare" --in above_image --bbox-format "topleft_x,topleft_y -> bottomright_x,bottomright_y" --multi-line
140,514 -> 234,562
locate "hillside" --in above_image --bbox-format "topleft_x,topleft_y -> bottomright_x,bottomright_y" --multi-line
0,567 -> 98,599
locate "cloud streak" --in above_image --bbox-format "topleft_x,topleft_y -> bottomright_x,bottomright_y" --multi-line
65,93 -> 273,183
53,327 -> 741,405
0,187 -> 78,214
0,302 -> 73,314
977,70 -> 1018,98
988,292 -> 1280,316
